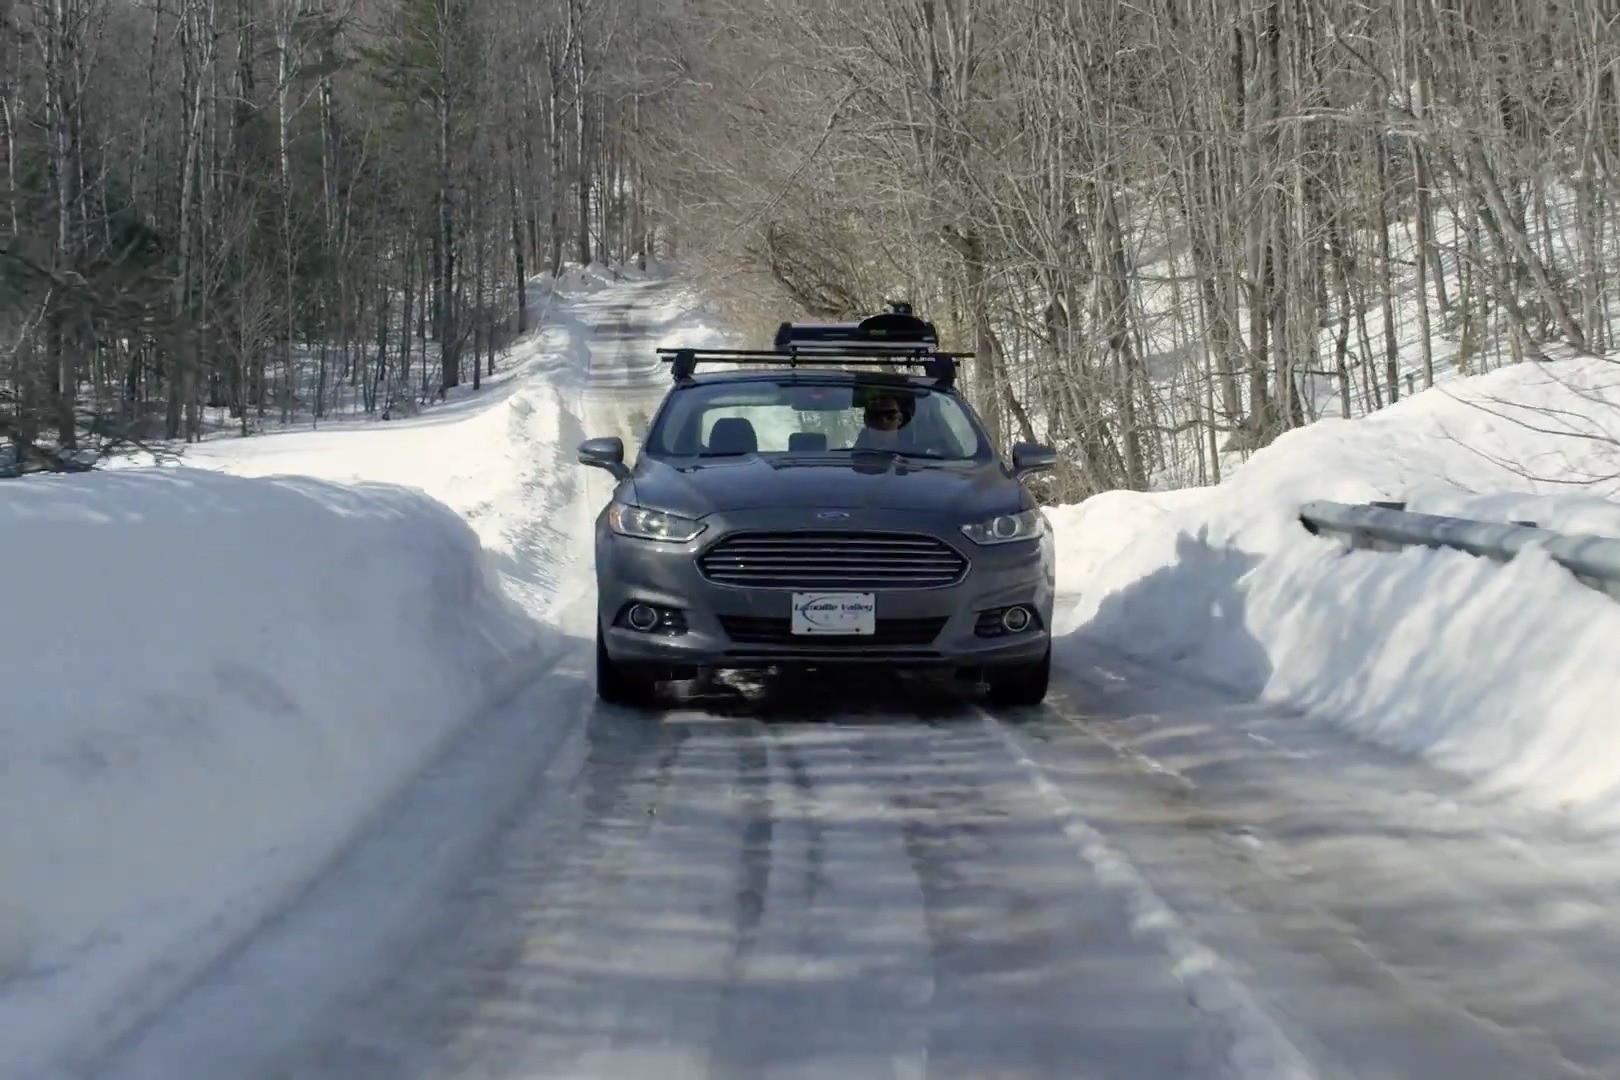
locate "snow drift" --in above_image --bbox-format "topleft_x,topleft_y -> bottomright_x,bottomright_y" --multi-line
1052,355 -> 1620,827
0,468 -> 545,1076
180,375 -> 594,619
170,274 -> 709,621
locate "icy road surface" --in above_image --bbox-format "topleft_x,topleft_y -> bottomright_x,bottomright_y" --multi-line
85,284 -> 1620,1080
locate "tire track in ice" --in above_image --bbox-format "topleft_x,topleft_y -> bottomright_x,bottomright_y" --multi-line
980,711 -> 1325,1080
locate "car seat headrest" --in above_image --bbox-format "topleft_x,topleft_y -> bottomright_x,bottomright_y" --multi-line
788,431 -> 828,452
707,416 -> 758,454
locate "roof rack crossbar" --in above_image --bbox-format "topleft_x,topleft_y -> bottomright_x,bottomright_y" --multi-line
656,308 -> 967,386
655,346 -> 970,388
654,348 -> 972,360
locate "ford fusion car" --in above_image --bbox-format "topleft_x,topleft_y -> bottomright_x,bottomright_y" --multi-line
577,306 -> 1058,708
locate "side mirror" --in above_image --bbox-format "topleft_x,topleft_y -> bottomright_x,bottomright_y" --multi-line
1010,441 -> 1057,477
578,436 -> 631,481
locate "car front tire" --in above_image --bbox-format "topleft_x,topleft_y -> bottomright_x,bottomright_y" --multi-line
596,626 -> 659,708
985,645 -> 1051,708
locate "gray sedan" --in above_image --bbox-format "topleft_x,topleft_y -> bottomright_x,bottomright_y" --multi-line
577,313 -> 1057,708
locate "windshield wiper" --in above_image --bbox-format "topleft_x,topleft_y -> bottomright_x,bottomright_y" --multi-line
851,447 -> 949,461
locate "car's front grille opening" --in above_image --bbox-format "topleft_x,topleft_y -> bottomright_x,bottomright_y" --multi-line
718,614 -> 948,647
697,531 -> 969,589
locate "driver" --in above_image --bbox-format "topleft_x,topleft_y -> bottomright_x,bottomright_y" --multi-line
856,394 -> 905,448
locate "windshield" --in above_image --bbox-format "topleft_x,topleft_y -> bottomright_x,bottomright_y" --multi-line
643,378 -> 990,460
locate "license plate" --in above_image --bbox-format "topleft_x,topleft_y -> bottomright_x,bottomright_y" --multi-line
791,592 -> 876,635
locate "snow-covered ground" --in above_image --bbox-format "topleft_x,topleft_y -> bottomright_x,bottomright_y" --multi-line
0,268 -> 723,1078
14,256 -> 1620,1077
0,470 -> 544,1077
1050,354 -> 1620,828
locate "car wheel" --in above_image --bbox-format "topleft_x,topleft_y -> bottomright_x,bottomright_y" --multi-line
985,646 -> 1050,708
596,626 -> 658,708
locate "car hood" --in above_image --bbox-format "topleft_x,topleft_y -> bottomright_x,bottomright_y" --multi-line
628,454 -> 1026,518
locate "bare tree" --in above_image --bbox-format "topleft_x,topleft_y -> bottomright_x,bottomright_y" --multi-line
0,0 -> 659,464
7,0 -> 1619,497
638,0 -> 1620,500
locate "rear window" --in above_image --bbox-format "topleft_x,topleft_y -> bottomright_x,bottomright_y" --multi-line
644,379 -> 988,460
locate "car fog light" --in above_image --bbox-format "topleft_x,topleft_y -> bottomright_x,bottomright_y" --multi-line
1001,606 -> 1032,633
627,603 -> 660,631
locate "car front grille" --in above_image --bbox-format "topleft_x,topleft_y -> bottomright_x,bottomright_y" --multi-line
697,531 -> 969,589
717,614 -> 948,647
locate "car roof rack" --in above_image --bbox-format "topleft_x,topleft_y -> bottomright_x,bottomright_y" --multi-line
655,304 -> 972,390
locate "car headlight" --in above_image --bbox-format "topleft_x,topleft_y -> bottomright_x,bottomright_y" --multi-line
961,509 -> 1045,546
608,502 -> 706,542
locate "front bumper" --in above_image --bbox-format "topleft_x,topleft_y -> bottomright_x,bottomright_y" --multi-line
594,508 -> 1055,671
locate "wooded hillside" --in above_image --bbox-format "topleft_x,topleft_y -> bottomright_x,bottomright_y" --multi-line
1,0 -> 664,462
647,0 -> 1620,497
6,0 -> 1617,498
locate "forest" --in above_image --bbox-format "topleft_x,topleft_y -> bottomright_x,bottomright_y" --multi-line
3,0 -> 1616,499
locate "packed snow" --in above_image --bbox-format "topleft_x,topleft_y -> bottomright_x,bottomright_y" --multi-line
176,352 -> 594,617
0,266 -> 724,1077
0,470 -> 544,1077
1049,353 -> 1620,828
12,257 -> 1620,1075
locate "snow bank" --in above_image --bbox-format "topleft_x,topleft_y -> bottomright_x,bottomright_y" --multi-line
176,279 -> 622,618
649,290 -> 734,352
1052,355 -> 1620,826
0,469 -> 545,1076
173,272 -> 712,623
183,375 -> 593,618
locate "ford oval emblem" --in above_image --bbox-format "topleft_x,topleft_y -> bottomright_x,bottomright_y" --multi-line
816,510 -> 850,520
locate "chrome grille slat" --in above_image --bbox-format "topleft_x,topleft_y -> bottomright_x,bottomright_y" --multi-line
705,574 -> 960,585
707,551 -> 954,561
699,557 -> 959,566
697,530 -> 969,589
713,540 -> 947,549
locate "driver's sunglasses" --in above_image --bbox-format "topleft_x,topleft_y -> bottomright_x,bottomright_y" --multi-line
867,408 -> 900,420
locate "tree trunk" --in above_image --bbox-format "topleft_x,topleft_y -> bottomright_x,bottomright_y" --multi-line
507,130 -> 528,332
437,28 -> 458,391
